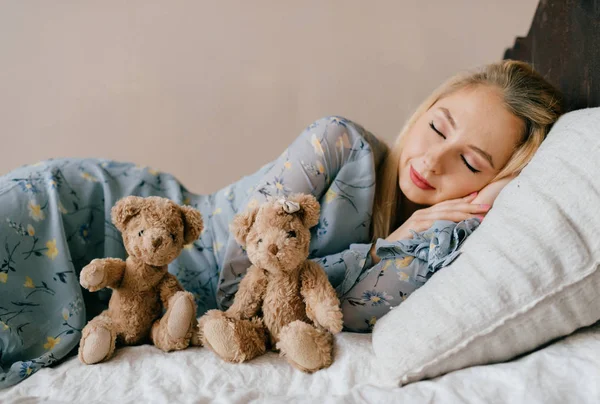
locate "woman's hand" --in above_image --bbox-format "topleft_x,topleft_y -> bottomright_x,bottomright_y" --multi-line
384,192 -> 490,243
471,175 -> 516,206
369,192 -> 490,264
369,176 -> 517,265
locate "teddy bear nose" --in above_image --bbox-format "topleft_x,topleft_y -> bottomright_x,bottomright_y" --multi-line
152,236 -> 163,249
268,244 -> 278,255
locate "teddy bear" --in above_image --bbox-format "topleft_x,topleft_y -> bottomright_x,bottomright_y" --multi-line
199,193 -> 343,373
78,196 -> 204,364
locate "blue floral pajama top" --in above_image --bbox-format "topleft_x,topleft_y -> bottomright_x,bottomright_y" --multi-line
0,116 -> 478,388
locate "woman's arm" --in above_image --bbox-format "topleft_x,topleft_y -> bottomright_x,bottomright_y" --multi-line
340,218 -> 480,332
311,242 -> 375,298
217,116 -> 387,310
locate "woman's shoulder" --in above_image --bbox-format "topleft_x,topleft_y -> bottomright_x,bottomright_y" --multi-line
319,115 -> 390,166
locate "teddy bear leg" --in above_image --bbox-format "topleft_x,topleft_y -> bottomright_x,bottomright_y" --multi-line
78,311 -> 117,365
151,291 -> 197,352
277,320 -> 334,373
200,310 -> 267,363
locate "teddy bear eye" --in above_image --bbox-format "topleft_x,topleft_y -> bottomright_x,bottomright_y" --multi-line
287,230 -> 297,238
170,233 -> 177,241
138,230 -> 144,237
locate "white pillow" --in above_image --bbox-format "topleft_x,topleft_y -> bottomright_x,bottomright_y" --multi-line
372,107 -> 600,385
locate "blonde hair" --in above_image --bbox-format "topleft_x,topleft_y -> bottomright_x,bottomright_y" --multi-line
371,60 -> 563,240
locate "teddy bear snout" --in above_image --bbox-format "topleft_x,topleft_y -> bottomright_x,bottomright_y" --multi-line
142,229 -> 170,254
152,236 -> 163,250
268,244 -> 279,256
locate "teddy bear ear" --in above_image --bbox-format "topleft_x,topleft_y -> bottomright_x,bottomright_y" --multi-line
111,196 -> 144,232
180,205 -> 204,244
230,206 -> 259,247
290,193 -> 320,228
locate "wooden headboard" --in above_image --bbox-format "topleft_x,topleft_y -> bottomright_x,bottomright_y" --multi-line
504,0 -> 600,111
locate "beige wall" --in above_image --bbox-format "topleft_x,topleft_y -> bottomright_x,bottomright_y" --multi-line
0,0 -> 538,194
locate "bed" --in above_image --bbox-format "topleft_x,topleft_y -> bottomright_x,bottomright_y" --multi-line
2,1 -> 600,403
1,325 -> 599,403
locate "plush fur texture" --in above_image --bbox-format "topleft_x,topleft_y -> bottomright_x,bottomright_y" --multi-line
199,194 -> 343,373
78,196 -> 204,364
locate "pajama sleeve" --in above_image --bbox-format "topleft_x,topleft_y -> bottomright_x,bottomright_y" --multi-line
338,218 -> 481,332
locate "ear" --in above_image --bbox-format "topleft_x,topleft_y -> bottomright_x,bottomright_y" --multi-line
180,205 -> 204,244
290,193 -> 320,228
111,196 -> 144,232
230,206 -> 259,247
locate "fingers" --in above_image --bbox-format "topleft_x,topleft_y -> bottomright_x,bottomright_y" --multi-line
418,202 -> 490,217
439,202 -> 491,214
462,191 -> 479,203
416,203 -> 488,226
414,211 -> 483,232
387,193 -> 488,243
424,211 -> 484,223
435,191 -> 478,207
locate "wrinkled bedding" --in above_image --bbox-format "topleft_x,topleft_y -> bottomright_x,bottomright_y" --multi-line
2,322 -> 599,404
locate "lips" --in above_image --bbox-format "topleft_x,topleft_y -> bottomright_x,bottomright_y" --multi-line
409,166 -> 435,190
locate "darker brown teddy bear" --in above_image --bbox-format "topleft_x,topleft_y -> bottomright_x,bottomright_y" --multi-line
78,196 -> 203,364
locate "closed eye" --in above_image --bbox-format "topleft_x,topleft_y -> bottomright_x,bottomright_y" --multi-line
287,230 -> 297,238
429,121 -> 445,139
461,156 -> 480,173
431,121 -> 480,173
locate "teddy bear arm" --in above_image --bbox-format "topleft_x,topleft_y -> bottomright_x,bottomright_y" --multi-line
158,273 -> 185,309
226,265 -> 268,320
300,261 -> 343,334
80,258 -> 126,291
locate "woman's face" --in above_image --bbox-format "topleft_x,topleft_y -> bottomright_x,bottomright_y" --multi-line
398,85 -> 524,206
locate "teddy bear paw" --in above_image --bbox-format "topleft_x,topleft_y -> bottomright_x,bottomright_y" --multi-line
80,260 -> 106,291
79,325 -> 113,365
277,320 -> 334,373
317,307 -> 344,334
203,317 -> 239,362
166,292 -> 195,339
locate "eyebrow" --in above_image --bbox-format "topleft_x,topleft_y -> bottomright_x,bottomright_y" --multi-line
440,107 -> 456,129
469,145 -> 495,169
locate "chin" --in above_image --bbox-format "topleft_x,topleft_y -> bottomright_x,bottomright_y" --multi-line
399,175 -> 435,205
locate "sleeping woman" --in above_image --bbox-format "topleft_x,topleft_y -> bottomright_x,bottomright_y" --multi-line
0,60 -> 562,387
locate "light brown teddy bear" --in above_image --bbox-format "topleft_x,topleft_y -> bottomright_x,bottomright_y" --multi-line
199,194 -> 343,373
78,196 -> 204,364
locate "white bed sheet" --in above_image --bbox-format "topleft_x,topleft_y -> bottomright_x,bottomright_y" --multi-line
2,323 -> 599,404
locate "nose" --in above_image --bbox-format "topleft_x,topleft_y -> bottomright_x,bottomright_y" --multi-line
152,236 -> 163,249
268,244 -> 278,256
423,144 -> 446,174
